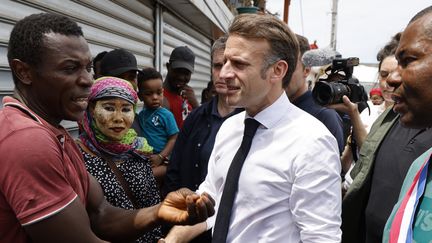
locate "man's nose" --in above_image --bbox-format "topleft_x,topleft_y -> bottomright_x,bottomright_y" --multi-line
386,66 -> 402,89
219,62 -> 233,81
80,68 -> 93,87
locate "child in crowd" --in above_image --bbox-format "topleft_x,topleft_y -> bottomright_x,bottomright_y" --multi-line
369,87 -> 384,105
137,68 -> 179,169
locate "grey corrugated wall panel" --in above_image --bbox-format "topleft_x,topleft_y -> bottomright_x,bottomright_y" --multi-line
0,0 -> 218,133
0,0 -> 155,134
161,11 -> 212,102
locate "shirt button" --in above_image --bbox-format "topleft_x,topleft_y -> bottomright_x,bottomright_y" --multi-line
195,184 -> 199,188
195,163 -> 199,168
207,124 -> 210,128
197,143 -> 201,147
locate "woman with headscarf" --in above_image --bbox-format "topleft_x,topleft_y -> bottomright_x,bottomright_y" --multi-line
77,76 -> 160,243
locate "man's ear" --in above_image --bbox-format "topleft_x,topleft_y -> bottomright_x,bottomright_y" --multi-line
270,60 -> 288,83
10,59 -> 33,85
303,67 -> 311,78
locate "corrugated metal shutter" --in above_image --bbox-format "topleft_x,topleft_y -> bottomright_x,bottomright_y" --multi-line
161,10 -> 212,103
0,0 -> 155,135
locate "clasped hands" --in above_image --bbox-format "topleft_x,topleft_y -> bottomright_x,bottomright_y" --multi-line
158,188 -> 215,225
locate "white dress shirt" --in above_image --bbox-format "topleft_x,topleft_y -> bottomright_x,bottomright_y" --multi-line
198,93 -> 342,243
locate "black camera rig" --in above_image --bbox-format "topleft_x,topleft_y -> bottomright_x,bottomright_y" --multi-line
312,57 -> 368,106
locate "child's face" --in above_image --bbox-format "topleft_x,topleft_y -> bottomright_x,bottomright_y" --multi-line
370,94 -> 384,106
138,78 -> 163,109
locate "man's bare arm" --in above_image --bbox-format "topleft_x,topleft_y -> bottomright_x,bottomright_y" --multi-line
25,174 -> 215,242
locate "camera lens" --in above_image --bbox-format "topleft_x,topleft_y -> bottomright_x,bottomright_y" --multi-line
312,81 -> 350,105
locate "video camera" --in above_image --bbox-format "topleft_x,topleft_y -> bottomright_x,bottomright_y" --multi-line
312,57 -> 368,106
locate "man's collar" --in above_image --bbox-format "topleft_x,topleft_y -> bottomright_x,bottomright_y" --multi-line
2,96 -> 66,139
247,93 -> 292,129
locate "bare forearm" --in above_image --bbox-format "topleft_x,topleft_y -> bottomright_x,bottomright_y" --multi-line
153,164 -> 167,186
87,175 -> 161,241
160,134 -> 178,158
90,203 -> 161,242
340,144 -> 354,173
87,174 -> 214,242
328,96 -> 367,148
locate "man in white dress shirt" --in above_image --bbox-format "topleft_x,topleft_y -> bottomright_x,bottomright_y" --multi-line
163,13 -> 342,243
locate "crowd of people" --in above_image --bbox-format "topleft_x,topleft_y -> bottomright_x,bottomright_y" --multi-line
1,5 -> 432,243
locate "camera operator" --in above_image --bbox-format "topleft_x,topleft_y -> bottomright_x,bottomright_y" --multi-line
311,56 -> 369,168
286,35 -> 344,154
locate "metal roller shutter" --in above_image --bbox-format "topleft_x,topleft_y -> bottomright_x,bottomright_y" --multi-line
0,0 -> 155,135
161,10 -> 212,103
0,0 -> 230,135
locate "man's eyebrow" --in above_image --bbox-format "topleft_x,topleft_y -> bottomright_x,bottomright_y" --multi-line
62,59 -> 87,66
62,59 -> 79,63
230,57 -> 249,64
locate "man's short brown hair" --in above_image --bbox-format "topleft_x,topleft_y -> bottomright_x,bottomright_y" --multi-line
228,14 -> 299,88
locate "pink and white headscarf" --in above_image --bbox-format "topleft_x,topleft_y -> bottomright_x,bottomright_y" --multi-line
78,76 -> 152,159
89,76 -> 138,104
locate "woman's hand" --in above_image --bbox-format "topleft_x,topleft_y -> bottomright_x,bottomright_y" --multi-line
329,95 -> 368,148
327,95 -> 358,117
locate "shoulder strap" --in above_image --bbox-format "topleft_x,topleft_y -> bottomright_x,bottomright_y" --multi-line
75,139 -> 96,156
105,158 -> 140,209
76,140 -> 140,209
